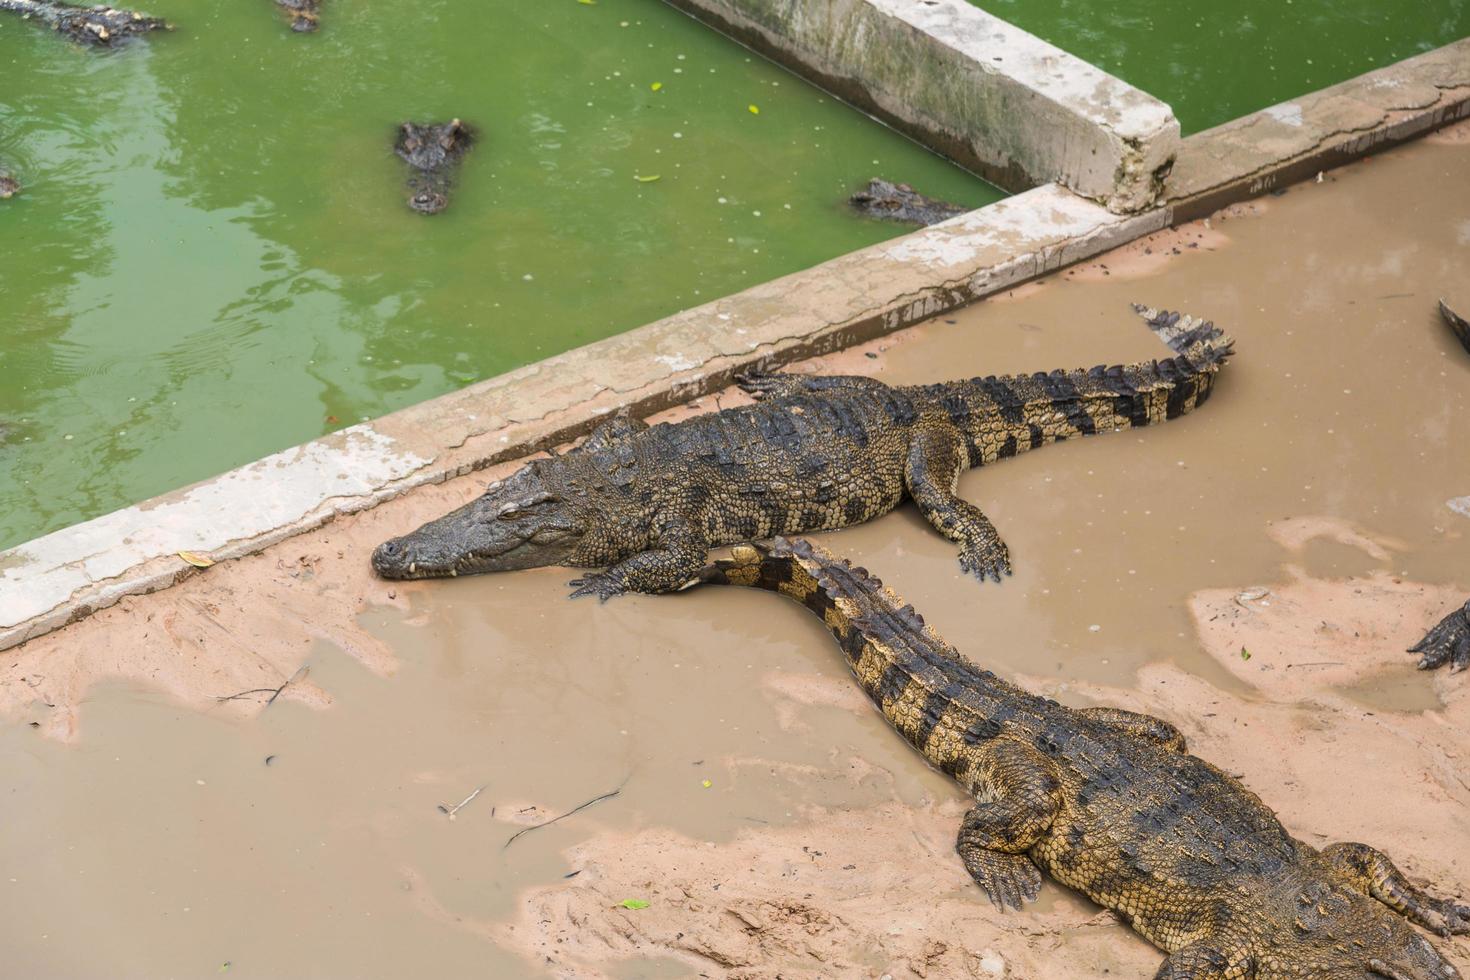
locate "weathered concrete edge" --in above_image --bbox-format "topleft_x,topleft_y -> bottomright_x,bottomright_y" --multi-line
0,184 -> 1165,654
661,0 -> 1179,213
1168,38 -> 1470,221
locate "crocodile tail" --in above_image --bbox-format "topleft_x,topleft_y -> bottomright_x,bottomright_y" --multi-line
923,304 -> 1235,462
1131,304 -> 1234,366
696,537 -> 930,646
1441,299 -> 1470,354
696,538 -> 1007,756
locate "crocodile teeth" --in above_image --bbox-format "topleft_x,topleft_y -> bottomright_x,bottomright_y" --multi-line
449,568 -> 458,577
408,561 -> 417,575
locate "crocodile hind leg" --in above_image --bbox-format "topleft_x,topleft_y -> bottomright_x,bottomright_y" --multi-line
905,424 -> 1012,582
1408,600 -> 1470,673
735,370 -> 889,401
955,741 -> 1058,909
568,523 -> 707,600
1321,842 -> 1470,936
1152,943 -> 1253,979
1076,706 -> 1188,752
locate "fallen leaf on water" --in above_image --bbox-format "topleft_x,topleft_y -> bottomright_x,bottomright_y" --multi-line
633,174 -> 661,183
577,0 -> 596,5
748,104 -> 760,115
650,81 -> 662,91
178,551 -> 215,568
620,898 -> 649,910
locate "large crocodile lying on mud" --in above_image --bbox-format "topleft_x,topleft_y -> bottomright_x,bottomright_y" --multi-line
698,537 -> 1470,979
373,305 -> 1234,598
0,0 -> 168,45
394,119 -> 473,215
849,178 -> 967,226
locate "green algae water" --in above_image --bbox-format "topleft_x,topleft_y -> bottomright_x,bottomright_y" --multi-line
977,0 -> 1470,134
0,0 -> 999,551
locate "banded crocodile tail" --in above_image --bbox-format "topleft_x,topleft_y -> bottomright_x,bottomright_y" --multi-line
696,538 -> 1025,755
917,304 -> 1235,462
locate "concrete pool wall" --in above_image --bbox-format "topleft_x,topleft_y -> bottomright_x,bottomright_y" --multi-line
1,25 -> 1468,653
661,0 -> 1181,212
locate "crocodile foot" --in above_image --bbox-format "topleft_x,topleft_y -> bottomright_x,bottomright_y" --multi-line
959,847 -> 1041,911
567,570 -> 627,602
958,539 -> 1012,584
734,369 -> 784,400
1408,601 -> 1470,673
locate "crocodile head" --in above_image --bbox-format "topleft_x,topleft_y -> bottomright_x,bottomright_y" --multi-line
372,462 -> 591,579
1252,881 -> 1462,980
394,119 -> 472,172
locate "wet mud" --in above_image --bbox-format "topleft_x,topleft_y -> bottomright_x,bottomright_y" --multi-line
3,123 -> 1469,976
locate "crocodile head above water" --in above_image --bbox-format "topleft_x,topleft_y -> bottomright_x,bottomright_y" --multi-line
0,174 -> 18,199
849,177 -> 967,226
372,462 -> 595,579
393,119 -> 473,214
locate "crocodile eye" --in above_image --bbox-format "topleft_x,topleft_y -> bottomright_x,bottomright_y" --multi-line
498,503 -> 522,520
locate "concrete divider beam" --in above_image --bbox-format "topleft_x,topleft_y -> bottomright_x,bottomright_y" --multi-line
663,0 -> 1181,212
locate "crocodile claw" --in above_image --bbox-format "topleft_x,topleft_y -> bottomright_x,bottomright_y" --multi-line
567,570 -> 627,602
959,543 -> 1013,585
1408,602 -> 1470,673
960,848 -> 1042,911
734,369 -> 783,400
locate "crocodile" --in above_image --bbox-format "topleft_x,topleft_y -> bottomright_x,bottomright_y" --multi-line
394,119 -> 473,215
1441,300 -> 1470,356
372,305 -> 1233,598
696,537 -> 1469,979
274,0 -> 319,32
849,177 -> 967,226
0,0 -> 168,45
1407,302 -> 1470,675
0,173 -> 17,199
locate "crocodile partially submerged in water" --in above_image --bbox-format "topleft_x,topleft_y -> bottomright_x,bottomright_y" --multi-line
849,178 -> 967,226
394,119 -> 473,215
274,0 -> 319,32
698,537 -> 1469,979
0,173 -> 17,199
373,305 -> 1234,598
0,0 -> 168,45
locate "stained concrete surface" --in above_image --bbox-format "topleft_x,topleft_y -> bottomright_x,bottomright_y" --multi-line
2,126 -> 1469,977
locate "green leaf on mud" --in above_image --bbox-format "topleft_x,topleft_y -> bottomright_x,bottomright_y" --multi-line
620,899 -> 649,910
1240,647 -> 1252,661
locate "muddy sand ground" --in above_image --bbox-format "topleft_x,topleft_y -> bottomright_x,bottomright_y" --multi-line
2,125 -> 1469,978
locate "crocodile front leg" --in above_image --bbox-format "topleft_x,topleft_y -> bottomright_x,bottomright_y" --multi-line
567,521 -> 707,600
1408,600 -> 1470,673
905,424 -> 1012,582
955,740 -> 1058,909
1321,842 -> 1470,937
